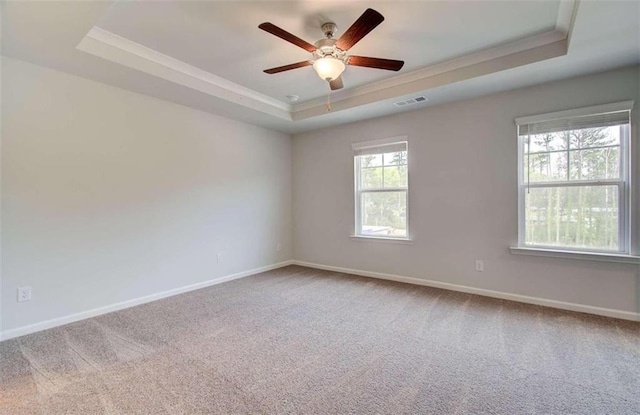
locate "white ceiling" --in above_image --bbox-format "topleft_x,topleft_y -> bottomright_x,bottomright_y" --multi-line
2,1 -> 639,134
96,0 -> 560,102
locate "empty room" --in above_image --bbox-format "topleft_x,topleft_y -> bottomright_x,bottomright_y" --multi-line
1,0 -> 639,413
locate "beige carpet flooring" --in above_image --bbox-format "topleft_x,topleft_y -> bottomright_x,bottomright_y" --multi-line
1,265 -> 639,414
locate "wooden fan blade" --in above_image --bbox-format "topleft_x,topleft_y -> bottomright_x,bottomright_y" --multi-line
347,56 -> 404,71
259,22 -> 317,52
263,61 -> 313,74
335,9 -> 384,51
329,76 -> 344,90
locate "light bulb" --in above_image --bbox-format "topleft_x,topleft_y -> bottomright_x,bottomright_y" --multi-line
313,57 -> 345,81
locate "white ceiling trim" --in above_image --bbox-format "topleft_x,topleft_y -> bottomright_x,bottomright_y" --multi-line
76,27 -> 292,121
293,38 -> 569,121
556,0 -> 579,35
292,30 -> 567,115
292,0 -> 579,119
75,0 -> 579,124
559,0 -> 581,48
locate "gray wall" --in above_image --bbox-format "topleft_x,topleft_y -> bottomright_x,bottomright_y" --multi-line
1,57 -> 293,332
0,20 -> 3,334
293,65 -> 640,315
2,56 -> 638,335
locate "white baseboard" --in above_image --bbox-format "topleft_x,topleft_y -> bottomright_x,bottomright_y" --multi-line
2,258 -> 636,342
0,260 -> 294,342
293,260 -> 640,322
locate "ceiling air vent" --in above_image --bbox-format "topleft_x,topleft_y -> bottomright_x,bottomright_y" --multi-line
394,96 -> 428,108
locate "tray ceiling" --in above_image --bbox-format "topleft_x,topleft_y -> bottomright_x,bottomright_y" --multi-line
2,1 -> 639,133
96,1 -> 560,103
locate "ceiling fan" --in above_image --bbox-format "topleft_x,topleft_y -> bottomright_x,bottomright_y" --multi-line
259,8 -> 404,91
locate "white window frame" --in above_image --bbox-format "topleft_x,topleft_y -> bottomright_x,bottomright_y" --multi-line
513,101 -> 638,261
352,136 -> 410,242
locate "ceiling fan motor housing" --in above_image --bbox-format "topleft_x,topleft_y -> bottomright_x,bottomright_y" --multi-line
313,38 -> 346,61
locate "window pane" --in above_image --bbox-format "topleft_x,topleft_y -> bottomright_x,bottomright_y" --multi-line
525,185 -> 619,251
361,191 -> 407,237
383,166 -> 408,188
569,147 -> 620,181
360,154 -> 382,168
569,126 -> 620,149
526,132 -> 568,153
525,152 -> 568,183
361,167 -> 382,189
383,151 -> 407,166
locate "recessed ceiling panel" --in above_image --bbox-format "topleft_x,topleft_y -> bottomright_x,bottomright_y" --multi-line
3,0 -> 637,134
98,1 -> 561,103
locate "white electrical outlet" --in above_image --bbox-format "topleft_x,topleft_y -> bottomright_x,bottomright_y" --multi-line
17,286 -> 32,302
277,243 -> 282,252
475,260 -> 484,272
216,253 -> 222,263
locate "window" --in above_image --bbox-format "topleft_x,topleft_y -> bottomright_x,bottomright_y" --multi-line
353,137 -> 408,239
516,101 -> 633,254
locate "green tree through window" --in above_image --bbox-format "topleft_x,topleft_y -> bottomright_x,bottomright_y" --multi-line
354,141 -> 408,238
520,114 -> 629,252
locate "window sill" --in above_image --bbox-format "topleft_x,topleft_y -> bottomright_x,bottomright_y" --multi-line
350,235 -> 413,244
509,246 -> 640,264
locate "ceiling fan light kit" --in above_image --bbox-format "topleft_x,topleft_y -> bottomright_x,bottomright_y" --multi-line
313,56 -> 345,81
259,8 -> 404,93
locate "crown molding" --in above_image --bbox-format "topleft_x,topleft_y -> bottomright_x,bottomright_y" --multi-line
77,27 -> 292,121
292,38 -> 569,120
292,31 -> 568,119
556,0 -> 579,36
75,0 -> 579,124
292,0 -> 579,119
